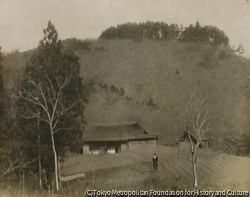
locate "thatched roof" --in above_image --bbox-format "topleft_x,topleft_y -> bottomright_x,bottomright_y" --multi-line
176,131 -> 213,148
83,122 -> 158,142
176,131 -> 198,144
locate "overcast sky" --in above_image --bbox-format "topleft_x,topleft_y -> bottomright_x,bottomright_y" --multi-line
0,0 -> 250,58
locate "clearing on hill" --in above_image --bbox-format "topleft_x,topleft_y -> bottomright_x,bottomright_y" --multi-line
61,145 -> 250,190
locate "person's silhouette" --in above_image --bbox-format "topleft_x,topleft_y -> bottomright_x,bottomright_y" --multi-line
152,153 -> 158,171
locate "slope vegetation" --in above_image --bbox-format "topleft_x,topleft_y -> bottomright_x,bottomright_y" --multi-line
3,38 -> 250,153
79,39 -> 250,152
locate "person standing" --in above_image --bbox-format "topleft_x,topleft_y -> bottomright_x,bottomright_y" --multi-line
152,153 -> 158,171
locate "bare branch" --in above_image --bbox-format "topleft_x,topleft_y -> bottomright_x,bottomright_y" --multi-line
0,157 -> 39,180
19,114 -> 39,119
19,89 -> 48,113
61,74 -> 72,89
50,74 -> 72,122
46,87 -> 54,105
52,120 -> 58,131
0,158 -> 23,179
202,138 -> 214,148
37,83 -> 49,117
53,127 -> 78,134
200,115 -> 210,129
22,157 -> 39,168
45,73 -> 56,100
53,128 -> 62,134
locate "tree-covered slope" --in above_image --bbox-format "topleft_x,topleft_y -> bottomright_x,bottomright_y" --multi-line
2,26 -> 250,154
79,39 -> 250,153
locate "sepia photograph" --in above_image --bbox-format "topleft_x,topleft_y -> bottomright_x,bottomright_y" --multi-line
0,0 -> 250,196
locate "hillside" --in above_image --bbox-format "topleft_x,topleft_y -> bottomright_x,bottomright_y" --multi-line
2,38 -> 250,154
79,39 -> 250,152
61,145 -> 250,191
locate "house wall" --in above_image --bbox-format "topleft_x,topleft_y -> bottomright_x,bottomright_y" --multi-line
107,147 -> 116,154
89,145 -> 105,154
83,144 -> 89,155
147,139 -> 156,145
121,143 -> 128,151
107,145 -> 121,154
129,141 -> 141,147
83,139 -> 156,154
83,142 -> 123,155
128,139 -> 156,148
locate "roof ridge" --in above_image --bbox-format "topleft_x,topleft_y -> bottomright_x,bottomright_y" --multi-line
94,121 -> 137,127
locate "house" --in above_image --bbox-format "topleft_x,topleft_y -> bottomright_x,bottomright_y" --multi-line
176,131 -> 198,146
82,122 -> 158,155
176,131 -> 213,149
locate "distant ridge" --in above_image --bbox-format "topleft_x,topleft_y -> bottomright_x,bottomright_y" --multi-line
99,21 -> 229,46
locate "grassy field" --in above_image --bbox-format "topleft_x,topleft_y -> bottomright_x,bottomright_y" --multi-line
61,144 -> 250,192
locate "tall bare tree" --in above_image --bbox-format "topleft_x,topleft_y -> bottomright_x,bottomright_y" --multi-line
17,21 -> 86,191
19,73 -> 76,191
180,93 -> 213,187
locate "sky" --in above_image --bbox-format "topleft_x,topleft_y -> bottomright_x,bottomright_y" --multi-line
1,0 -> 250,58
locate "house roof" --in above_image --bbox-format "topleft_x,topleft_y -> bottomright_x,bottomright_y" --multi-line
83,122 -> 158,142
177,131 -> 197,144
176,131 -> 213,147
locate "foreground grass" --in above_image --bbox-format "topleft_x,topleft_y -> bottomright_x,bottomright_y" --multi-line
62,145 -> 250,190
1,145 -> 250,196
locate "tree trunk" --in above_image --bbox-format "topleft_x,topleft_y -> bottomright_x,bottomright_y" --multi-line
22,169 -> 25,193
38,112 -> 42,190
50,125 -> 59,191
38,134 -> 42,189
192,152 -> 198,187
58,156 -> 62,188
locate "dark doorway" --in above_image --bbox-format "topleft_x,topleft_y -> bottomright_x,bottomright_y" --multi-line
115,147 -> 118,153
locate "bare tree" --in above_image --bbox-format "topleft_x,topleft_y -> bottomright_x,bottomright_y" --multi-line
0,144 -> 38,181
19,73 -> 76,191
180,93 -> 213,187
190,97 -> 211,187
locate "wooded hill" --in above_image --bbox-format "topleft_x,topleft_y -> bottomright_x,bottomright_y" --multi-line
99,21 -> 229,47
2,22 -> 250,155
